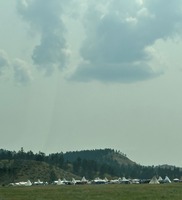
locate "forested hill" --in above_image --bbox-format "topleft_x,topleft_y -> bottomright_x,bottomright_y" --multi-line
64,149 -> 135,165
0,159 -> 79,185
0,148 -> 182,185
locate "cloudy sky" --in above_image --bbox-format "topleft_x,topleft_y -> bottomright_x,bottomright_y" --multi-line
1,0 -> 182,167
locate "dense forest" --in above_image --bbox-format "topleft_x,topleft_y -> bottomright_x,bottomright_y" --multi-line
0,148 -> 182,184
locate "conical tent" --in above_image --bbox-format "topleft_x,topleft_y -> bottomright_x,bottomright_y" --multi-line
164,176 -> 171,183
72,178 -> 77,184
158,176 -> 163,183
104,177 -> 108,182
57,178 -> 63,185
81,176 -> 87,183
120,177 -> 130,184
149,176 -> 160,184
25,180 -> 32,186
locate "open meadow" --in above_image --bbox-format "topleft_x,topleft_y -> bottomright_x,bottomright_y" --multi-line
0,184 -> 182,200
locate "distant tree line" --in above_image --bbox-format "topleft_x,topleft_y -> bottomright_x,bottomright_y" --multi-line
0,148 -> 182,180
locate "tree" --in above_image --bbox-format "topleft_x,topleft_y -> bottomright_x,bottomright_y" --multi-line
35,151 -> 45,161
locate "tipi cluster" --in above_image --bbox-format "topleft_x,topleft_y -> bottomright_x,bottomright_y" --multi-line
9,175 -> 180,186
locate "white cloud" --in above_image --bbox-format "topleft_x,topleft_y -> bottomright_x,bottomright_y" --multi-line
13,58 -> 33,84
71,0 -> 182,82
0,49 -> 32,84
16,0 -> 182,83
17,0 -> 70,74
0,49 -> 9,75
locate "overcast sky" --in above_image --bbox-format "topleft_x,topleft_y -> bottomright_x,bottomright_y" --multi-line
1,0 -> 182,167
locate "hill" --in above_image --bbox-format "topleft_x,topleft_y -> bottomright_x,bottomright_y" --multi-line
64,149 -> 135,165
0,148 -> 182,185
0,159 -> 79,185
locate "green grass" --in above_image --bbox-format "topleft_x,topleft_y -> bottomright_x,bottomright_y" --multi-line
0,184 -> 182,200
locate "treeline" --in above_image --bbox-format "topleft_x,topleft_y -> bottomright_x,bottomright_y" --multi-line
0,148 -> 182,180
0,148 -> 64,167
63,149 -> 126,162
71,157 -> 182,179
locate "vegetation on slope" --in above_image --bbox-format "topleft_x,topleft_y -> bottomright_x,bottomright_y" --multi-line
0,159 -> 79,185
0,148 -> 182,185
64,149 -> 134,165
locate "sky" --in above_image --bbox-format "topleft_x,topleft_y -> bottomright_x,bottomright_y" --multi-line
0,0 -> 182,167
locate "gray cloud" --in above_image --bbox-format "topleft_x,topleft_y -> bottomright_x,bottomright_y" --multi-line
71,0 -> 182,82
71,62 -> 161,83
13,59 -> 32,84
0,50 -> 9,75
0,49 -> 32,84
17,0 -> 69,74
16,0 -> 182,83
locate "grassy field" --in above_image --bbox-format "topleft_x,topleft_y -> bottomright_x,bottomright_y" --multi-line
0,184 -> 182,200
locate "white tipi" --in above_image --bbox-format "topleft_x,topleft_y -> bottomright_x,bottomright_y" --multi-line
164,176 -> 171,183
25,180 -> 32,186
57,178 -> 65,185
149,176 -> 160,184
